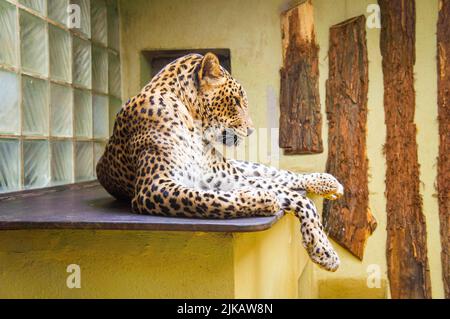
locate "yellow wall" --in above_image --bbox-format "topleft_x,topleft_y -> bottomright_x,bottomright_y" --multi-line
234,214 -> 308,298
0,215 -> 305,298
310,0 -> 443,299
310,0 -> 388,297
118,0 -> 445,298
0,230 -> 234,298
415,0 -> 443,298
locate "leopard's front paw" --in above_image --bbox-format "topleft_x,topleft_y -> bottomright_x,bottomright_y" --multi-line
310,246 -> 340,272
302,229 -> 340,272
323,180 -> 344,200
305,173 -> 344,200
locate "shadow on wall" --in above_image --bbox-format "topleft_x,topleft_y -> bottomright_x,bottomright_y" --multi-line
140,49 -> 231,87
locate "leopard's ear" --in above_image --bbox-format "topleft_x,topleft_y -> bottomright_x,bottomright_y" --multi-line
198,53 -> 226,88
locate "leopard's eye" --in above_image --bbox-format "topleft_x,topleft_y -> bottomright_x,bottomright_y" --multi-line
233,97 -> 241,107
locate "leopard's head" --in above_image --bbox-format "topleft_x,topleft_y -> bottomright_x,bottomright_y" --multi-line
197,53 -> 255,146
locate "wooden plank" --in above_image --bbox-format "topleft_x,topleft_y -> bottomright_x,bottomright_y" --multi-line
323,15 -> 376,260
437,0 -> 450,299
279,0 -> 323,154
379,0 -> 432,299
0,184 -> 284,233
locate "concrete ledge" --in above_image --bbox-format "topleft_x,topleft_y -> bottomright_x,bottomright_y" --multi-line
0,215 -> 307,298
0,183 -> 284,232
0,183 -> 307,298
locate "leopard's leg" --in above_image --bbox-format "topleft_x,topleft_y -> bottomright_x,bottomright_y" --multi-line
288,195 -> 340,271
131,153 -> 280,219
229,159 -> 344,200
241,176 -> 340,271
96,146 -> 134,201
132,179 -> 280,219
204,156 -> 340,270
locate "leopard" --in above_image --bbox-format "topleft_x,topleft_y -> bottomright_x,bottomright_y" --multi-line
96,53 -> 344,271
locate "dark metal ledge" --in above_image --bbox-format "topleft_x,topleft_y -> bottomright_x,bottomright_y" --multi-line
0,182 -> 284,232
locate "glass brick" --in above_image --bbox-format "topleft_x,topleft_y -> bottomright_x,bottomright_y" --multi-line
51,140 -> 73,185
74,89 -> 92,138
72,35 -> 91,88
50,83 -> 73,137
24,140 -> 50,189
70,0 -> 90,38
107,1 -> 119,51
91,0 -> 107,46
109,97 -> 121,134
20,10 -> 48,76
0,139 -> 21,193
75,141 -> 93,181
93,94 -> 108,138
108,52 -> 121,97
19,0 -> 46,15
0,0 -> 18,67
92,45 -> 108,93
49,25 -> 71,83
48,0 -> 69,25
22,76 -> 49,136
94,141 -> 106,171
0,70 -> 20,134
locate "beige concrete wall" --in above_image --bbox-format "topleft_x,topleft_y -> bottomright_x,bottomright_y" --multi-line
118,0 -> 444,298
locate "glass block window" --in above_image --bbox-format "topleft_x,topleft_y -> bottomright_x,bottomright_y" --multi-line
0,0 -> 122,193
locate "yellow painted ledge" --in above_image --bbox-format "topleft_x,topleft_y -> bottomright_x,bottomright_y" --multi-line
0,214 -> 308,298
318,278 -> 388,299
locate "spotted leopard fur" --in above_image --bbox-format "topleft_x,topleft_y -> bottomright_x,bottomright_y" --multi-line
97,53 -> 344,271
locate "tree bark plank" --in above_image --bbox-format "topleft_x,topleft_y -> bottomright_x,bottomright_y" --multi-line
323,15 -> 377,261
437,0 -> 450,299
279,0 -> 323,154
379,0 -> 432,299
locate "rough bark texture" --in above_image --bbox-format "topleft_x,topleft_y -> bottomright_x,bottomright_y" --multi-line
323,16 -> 377,261
379,0 -> 432,299
437,0 -> 450,299
279,1 -> 323,154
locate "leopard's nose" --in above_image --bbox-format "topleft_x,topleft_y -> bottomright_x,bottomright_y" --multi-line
247,128 -> 255,136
